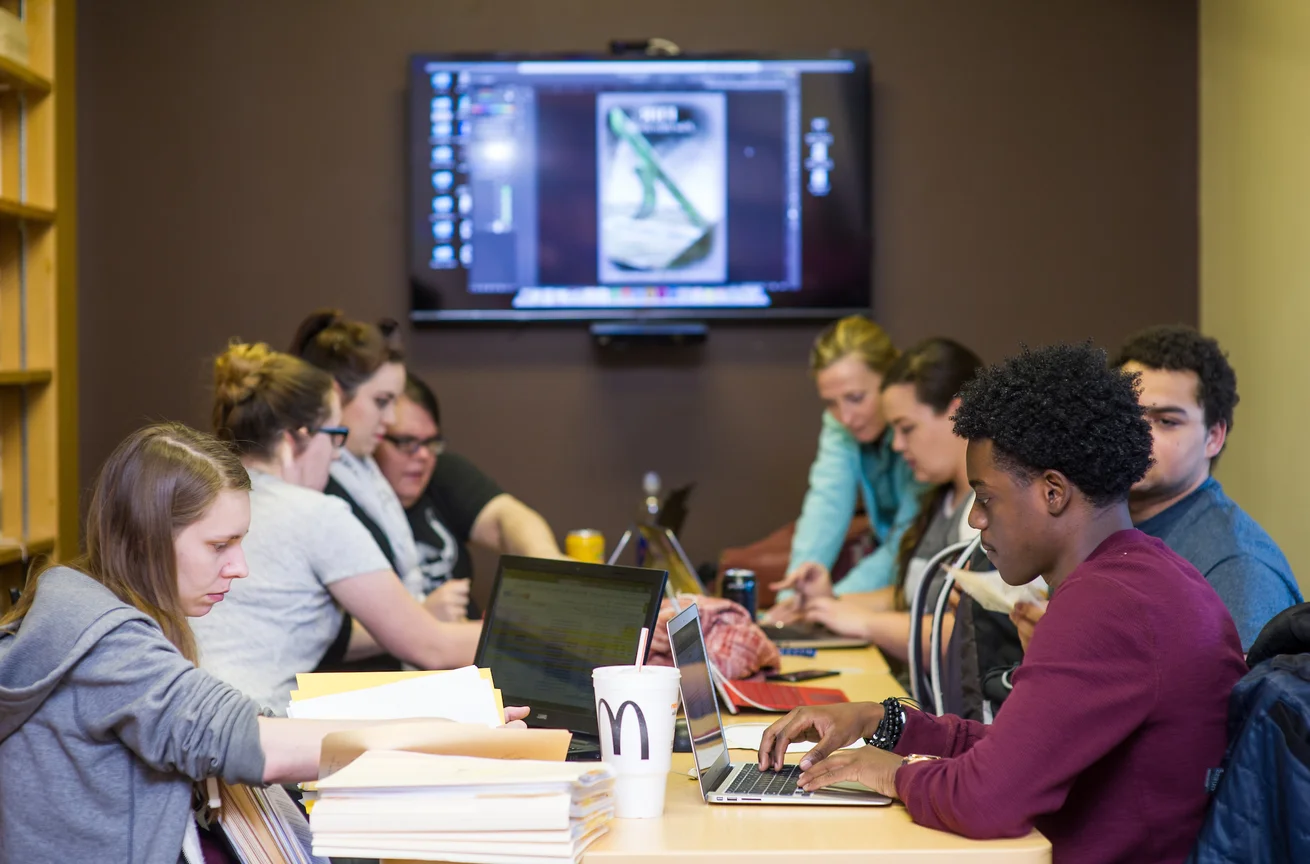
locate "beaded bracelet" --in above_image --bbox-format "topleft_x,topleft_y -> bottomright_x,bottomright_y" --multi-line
864,697 -> 907,751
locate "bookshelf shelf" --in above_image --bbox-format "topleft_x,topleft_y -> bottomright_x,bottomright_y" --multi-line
0,197 -> 54,223
0,536 -> 54,566
0,54 -> 50,95
0,368 -> 52,385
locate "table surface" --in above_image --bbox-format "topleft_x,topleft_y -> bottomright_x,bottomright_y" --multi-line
386,646 -> 1052,864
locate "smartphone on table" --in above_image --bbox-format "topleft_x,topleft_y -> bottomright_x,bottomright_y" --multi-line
765,669 -> 840,683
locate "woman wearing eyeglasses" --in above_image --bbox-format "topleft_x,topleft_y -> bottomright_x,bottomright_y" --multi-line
374,373 -> 563,615
289,309 -> 474,629
190,342 -> 480,713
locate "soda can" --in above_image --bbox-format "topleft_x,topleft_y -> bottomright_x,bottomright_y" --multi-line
722,568 -> 758,621
566,529 -> 606,564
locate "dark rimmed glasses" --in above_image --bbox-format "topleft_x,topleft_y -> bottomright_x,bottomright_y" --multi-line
383,433 -> 445,457
312,425 -> 350,448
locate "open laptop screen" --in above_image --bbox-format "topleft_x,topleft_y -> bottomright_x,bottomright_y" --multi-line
637,524 -> 705,596
667,605 -> 730,787
475,556 -> 667,736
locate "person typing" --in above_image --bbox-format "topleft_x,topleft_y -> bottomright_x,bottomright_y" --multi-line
757,344 -> 1247,864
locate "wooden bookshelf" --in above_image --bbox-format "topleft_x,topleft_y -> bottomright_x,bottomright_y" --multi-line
0,196 -> 54,222
0,368 -> 50,385
0,53 -> 50,94
0,0 -> 75,613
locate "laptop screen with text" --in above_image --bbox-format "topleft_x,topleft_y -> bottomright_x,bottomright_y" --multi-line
476,557 -> 666,734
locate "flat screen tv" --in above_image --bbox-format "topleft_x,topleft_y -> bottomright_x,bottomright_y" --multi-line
407,51 -> 872,322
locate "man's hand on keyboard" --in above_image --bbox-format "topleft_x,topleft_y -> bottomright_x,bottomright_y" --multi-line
757,702 -> 884,773
798,745 -> 903,798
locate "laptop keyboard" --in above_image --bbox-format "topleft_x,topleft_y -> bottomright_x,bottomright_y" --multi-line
725,764 -> 809,797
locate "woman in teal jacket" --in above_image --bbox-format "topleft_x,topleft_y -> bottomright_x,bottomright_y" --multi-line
769,317 -> 924,617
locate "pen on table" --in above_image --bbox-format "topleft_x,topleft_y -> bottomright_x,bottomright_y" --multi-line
779,646 -> 817,657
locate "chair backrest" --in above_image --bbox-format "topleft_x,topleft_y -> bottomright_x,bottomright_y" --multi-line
907,538 -> 976,711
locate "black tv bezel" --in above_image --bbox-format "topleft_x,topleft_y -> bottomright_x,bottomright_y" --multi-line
406,49 -> 873,325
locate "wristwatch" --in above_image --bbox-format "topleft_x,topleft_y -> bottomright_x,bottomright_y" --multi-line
900,754 -> 942,767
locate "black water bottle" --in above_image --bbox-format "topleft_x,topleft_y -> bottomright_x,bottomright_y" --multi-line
723,568 -> 758,621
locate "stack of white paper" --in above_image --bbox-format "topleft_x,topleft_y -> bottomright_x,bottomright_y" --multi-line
310,751 -> 615,864
286,665 -> 502,726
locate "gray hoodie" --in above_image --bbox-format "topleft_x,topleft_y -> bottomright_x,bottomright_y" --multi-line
0,567 -> 266,864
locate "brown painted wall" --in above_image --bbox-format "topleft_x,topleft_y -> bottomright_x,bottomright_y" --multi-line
76,1 -> 1198,578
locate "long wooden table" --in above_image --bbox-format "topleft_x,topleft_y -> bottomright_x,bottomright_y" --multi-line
388,646 -> 1051,863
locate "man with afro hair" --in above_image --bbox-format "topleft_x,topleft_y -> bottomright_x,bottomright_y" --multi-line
758,343 -> 1246,864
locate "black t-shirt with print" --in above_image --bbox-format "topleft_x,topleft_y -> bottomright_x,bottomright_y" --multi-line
405,451 -> 503,598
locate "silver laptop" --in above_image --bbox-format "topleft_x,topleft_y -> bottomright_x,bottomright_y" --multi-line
666,603 -> 891,806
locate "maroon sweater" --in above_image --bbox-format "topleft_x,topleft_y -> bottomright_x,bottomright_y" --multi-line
894,530 -> 1246,864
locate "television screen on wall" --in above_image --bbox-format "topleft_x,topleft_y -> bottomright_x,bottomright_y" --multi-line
407,51 -> 872,322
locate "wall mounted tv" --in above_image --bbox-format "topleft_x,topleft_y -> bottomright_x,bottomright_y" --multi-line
407,51 -> 872,323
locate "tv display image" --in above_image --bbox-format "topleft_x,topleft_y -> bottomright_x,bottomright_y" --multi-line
407,52 -> 872,322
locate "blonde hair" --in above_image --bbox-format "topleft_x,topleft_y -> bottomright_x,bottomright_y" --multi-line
213,342 -> 334,459
0,423 -> 250,664
810,316 -> 899,376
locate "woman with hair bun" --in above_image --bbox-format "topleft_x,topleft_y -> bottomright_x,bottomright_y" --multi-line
191,342 -> 480,713
289,310 -> 469,623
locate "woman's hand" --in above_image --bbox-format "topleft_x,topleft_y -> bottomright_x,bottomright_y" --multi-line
423,578 -> 471,622
502,705 -> 530,729
771,561 -> 836,602
803,597 -> 872,639
1010,599 -> 1048,652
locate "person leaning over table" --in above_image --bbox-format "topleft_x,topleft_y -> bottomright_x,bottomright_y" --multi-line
766,316 -> 925,619
758,343 -> 1247,864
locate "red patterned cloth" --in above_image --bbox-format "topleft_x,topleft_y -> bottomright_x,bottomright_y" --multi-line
646,595 -> 780,680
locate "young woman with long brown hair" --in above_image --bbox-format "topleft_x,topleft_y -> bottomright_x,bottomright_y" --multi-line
0,422 -> 523,862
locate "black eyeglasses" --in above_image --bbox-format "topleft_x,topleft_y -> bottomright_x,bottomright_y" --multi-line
312,425 -> 350,448
383,433 -> 445,457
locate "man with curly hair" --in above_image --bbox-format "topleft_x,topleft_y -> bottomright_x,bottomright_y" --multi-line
1115,325 -> 1300,646
1011,326 -> 1300,652
758,343 -> 1246,864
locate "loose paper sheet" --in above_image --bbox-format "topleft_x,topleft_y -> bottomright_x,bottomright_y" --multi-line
946,567 -> 1048,614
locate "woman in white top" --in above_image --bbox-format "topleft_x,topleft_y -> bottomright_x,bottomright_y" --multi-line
191,343 -> 480,712
792,338 -> 985,662
290,310 -> 470,623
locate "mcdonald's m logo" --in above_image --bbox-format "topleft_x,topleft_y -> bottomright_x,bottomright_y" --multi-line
598,698 -> 650,760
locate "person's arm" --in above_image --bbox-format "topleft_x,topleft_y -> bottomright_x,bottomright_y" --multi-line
329,570 -> 481,670
832,460 -> 923,596
892,577 -> 1157,839
805,601 -> 954,663
469,493 -> 563,558
1204,555 -> 1303,651
256,709 -> 531,784
842,587 -> 896,611
787,413 -> 862,578
73,619 -> 268,786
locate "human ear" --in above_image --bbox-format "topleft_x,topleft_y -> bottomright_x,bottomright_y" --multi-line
275,432 -> 300,483
1203,421 -> 1227,461
1041,470 -> 1072,516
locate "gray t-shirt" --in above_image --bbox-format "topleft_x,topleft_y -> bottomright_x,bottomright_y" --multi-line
192,470 -> 392,714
